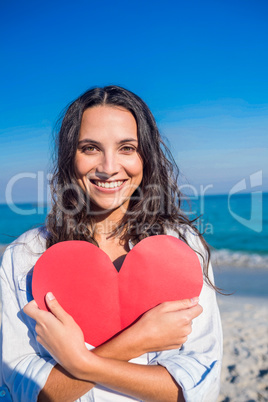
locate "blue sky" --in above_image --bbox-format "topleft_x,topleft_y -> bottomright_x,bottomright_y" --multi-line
1,0 -> 268,203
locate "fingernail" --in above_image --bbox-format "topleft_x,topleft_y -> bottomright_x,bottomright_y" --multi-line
47,292 -> 55,301
190,297 -> 199,304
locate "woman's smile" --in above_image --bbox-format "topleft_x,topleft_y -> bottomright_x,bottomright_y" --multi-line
90,179 -> 126,190
74,106 -> 143,214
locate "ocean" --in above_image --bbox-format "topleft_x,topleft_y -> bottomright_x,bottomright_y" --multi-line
0,193 -> 267,268
183,192 -> 268,269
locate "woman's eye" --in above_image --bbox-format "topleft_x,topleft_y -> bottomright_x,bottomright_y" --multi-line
121,146 -> 135,153
82,146 -> 98,153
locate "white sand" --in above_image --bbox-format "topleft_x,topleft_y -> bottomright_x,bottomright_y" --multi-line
217,295 -> 268,402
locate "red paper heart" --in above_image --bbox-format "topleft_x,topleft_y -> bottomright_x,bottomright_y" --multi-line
32,235 -> 203,347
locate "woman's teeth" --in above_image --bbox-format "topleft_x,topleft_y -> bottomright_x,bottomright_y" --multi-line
95,180 -> 124,189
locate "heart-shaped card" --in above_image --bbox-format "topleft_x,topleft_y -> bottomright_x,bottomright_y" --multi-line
32,235 -> 203,347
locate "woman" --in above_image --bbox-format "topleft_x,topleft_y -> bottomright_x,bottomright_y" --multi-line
0,86 -> 222,401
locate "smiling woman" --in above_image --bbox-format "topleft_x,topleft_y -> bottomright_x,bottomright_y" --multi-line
0,86 -> 222,402
74,106 -> 143,215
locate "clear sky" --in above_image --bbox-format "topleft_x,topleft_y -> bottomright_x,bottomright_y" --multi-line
1,0 -> 267,203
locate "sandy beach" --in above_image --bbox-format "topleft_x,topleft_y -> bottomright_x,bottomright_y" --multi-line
0,263 -> 268,401
217,295 -> 268,402
214,265 -> 268,402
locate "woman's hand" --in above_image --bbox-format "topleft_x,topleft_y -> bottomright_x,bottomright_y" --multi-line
23,293 -> 96,378
124,298 -> 203,357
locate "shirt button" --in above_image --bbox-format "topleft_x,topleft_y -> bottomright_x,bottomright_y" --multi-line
0,390 -> 6,397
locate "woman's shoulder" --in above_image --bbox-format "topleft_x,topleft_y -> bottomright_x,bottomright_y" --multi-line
8,226 -> 47,252
165,223 -> 209,271
165,224 -> 205,252
1,227 -> 48,277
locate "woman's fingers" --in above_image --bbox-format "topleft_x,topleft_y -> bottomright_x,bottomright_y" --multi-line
189,303 -> 203,320
151,297 -> 200,314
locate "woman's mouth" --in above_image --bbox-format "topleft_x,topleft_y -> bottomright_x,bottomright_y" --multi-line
90,179 -> 127,191
96,180 -> 124,189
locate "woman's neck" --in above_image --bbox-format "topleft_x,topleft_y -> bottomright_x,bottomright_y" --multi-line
91,211 -> 123,241
94,220 -> 120,236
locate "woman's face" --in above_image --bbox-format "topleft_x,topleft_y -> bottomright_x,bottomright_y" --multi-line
74,106 -> 143,215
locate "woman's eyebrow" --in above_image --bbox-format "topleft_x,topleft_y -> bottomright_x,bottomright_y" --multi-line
78,138 -> 138,146
78,139 -> 101,146
117,138 -> 138,144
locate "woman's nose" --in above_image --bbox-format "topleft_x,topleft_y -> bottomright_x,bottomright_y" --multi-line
96,152 -> 119,177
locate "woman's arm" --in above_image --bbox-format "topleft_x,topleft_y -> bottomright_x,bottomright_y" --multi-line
25,294 -> 202,402
38,361 -> 183,402
149,271 -> 223,402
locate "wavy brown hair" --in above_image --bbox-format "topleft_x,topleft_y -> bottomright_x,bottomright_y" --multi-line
46,85 -> 215,287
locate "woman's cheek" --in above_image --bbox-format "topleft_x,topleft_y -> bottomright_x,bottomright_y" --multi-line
75,156 -> 90,176
125,155 -> 143,175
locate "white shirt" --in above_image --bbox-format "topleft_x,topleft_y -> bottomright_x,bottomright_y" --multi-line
0,227 -> 222,401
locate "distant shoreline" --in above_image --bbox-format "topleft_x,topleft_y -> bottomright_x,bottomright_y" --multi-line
1,191 -> 268,205
214,265 -> 268,298
2,243 -> 268,270
1,194 -> 268,257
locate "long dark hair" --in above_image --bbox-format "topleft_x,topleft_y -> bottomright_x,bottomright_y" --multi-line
46,85 -> 214,287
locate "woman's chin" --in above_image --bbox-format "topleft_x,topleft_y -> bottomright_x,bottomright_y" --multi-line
89,199 -> 130,218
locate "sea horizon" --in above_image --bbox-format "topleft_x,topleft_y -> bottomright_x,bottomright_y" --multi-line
1,193 -> 267,269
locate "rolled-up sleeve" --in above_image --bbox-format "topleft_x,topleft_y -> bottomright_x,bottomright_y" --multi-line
0,238 -> 57,402
148,231 -> 223,401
